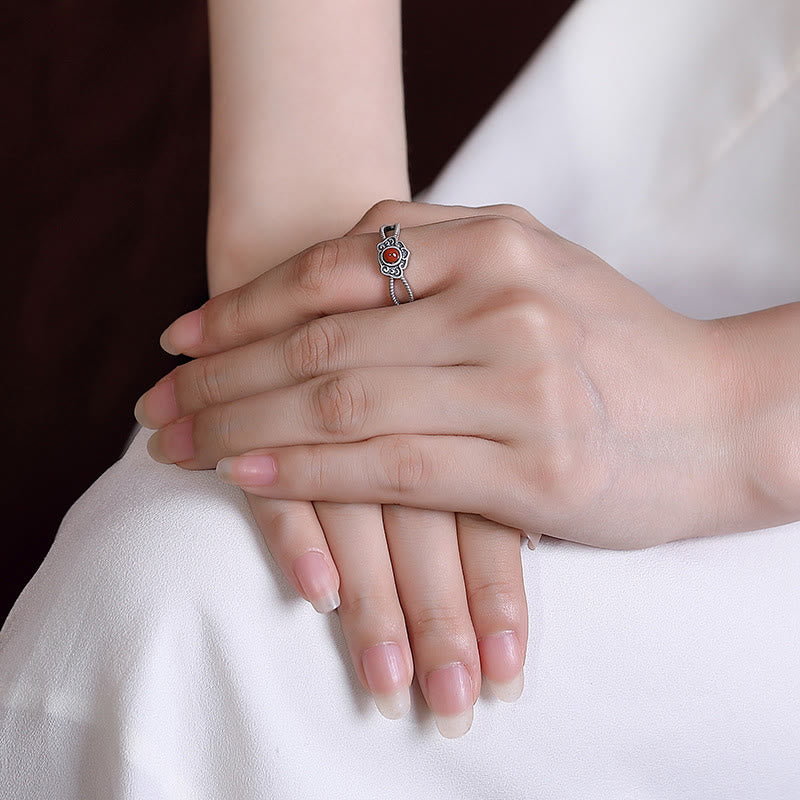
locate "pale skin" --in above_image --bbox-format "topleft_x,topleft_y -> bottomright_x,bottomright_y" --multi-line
144,0 -> 800,741
192,0 -> 532,738
141,199 -> 800,546
139,195 -> 800,740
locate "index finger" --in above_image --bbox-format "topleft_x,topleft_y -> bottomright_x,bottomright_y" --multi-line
158,201 -> 535,358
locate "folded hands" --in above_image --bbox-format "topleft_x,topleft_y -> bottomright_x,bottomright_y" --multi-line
134,199 -> 755,736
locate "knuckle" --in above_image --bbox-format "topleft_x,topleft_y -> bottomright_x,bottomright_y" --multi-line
337,590 -> 399,623
511,365 -> 606,516
489,214 -> 540,275
198,403 -> 235,455
296,239 -> 341,299
407,605 -> 467,643
196,298 -> 221,342
467,578 -> 525,624
377,435 -> 428,496
186,357 -> 225,410
475,287 -> 561,354
166,366 -> 189,417
485,214 -> 530,249
537,435 -> 585,501
467,215 -> 535,279
363,198 -> 409,228
481,203 -> 536,226
312,372 -> 368,438
284,317 -> 342,382
507,295 -> 559,344
527,368 -> 584,484
207,287 -> 251,344
304,444 -> 327,493
260,504 -> 311,541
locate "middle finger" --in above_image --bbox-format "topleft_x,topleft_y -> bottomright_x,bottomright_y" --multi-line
146,365 -> 516,469
382,504 -> 481,738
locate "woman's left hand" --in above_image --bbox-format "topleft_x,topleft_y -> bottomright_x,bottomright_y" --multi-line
139,199 -> 743,551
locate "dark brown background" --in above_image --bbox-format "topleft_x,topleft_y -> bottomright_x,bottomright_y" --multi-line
1,1 -> 572,621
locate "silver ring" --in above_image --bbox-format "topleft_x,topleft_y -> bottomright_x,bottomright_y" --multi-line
377,223 -> 414,305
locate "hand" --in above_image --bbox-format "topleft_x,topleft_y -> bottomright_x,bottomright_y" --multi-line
136,203 -> 542,737
142,199 -> 751,550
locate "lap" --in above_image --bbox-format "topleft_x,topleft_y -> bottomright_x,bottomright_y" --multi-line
3,1 -> 800,796
2,425 -> 798,799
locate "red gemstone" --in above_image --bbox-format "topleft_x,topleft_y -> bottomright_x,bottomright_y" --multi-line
383,247 -> 401,264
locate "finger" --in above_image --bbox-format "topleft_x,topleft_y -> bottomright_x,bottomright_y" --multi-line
246,494 -> 341,614
312,501 -> 414,720
158,213 -> 527,358
147,366 -> 518,467
214,435 -> 519,532
456,513 -> 528,701
382,505 -> 480,738
135,293 -> 467,429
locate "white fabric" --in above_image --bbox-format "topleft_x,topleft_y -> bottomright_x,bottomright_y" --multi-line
3,0 -> 800,797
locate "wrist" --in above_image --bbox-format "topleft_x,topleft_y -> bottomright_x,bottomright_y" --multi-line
206,0 -> 409,296
706,303 -> 800,533
207,178 -> 411,296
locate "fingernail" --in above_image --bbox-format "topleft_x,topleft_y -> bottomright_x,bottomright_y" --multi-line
146,418 -> 195,463
160,309 -> 203,355
479,631 -> 524,702
292,551 -> 340,614
426,662 -> 474,738
134,378 -> 179,429
216,455 -> 278,487
361,642 -> 410,720
523,530 -> 540,550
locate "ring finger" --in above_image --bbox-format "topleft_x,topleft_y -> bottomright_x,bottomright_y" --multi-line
456,513 -> 528,701
383,504 -> 481,738
159,213 -> 526,359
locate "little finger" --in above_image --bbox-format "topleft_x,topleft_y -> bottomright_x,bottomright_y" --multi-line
456,513 -> 528,701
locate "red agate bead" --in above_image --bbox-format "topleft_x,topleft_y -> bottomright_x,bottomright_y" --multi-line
383,247 -> 401,264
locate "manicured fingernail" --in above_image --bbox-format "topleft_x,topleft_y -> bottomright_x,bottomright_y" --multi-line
160,309 -> 203,355
426,662 -> 474,738
523,530 -> 540,550
361,642 -> 410,720
216,455 -> 278,486
292,551 -> 340,614
146,419 -> 195,463
134,378 -> 178,429
479,631 -> 524,702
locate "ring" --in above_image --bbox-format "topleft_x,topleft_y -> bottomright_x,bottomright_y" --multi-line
377,223 -> 414,305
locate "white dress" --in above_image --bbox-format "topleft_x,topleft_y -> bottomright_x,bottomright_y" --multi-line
2,1 -> 799,797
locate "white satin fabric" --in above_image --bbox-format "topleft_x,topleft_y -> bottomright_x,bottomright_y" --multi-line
2,1 -> 800,797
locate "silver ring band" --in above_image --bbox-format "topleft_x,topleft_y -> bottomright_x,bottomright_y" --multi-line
376,223 -> 414,305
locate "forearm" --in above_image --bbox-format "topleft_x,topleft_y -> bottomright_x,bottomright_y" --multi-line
206,0 -> 411,296
711,302 -> 800,531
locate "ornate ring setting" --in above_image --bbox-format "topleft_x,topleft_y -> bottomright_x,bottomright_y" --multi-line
377,223 -> 414,305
